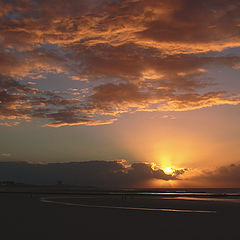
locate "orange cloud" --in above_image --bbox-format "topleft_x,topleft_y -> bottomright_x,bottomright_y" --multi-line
0,0 -> 240,127
2,0 -> 240,53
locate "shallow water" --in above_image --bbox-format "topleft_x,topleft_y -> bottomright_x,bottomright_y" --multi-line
170,196 -> 240,203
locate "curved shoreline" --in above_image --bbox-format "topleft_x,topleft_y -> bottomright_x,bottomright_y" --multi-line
40,196 -> 217,214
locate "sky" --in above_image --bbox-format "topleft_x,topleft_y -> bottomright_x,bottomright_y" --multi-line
0,0 -> 240,188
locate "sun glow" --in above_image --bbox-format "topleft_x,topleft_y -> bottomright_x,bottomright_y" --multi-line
163,167 -> 174,174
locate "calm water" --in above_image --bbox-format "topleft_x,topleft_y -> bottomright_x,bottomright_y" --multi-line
117,188 -> 240,202
40,188 -> 240,214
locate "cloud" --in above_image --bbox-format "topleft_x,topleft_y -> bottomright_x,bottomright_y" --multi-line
2,0 -> 240,53
90,83 -> 240,113
1,73 -> 239,127
134,0 -> 240,53
0,160 -> 187,187
0,0 -> 240,127
186,163 -> 240,187
0,75 -> 113,126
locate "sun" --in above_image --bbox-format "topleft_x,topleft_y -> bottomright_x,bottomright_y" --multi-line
163,167 -> 174,174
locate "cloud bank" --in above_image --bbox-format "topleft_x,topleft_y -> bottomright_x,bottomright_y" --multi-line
0,0 -> 240,126
189,163 -> 240,187
0,160 -> 186,187
1,160 -> 239,187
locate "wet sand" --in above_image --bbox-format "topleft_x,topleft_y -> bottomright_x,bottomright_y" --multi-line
41,195 -> 217,213
0,193 -> 239,239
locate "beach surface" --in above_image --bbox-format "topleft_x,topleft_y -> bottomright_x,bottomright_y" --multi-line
0,192 -> 239,239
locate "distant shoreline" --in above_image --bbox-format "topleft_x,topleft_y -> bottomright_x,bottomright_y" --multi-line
1,187 -> 240,199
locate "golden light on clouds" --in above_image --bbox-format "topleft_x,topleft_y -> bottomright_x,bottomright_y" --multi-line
0,0 -> 240,188
0,0 -> 240,127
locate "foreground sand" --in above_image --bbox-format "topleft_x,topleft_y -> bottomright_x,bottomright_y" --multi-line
0,193 -> 239,239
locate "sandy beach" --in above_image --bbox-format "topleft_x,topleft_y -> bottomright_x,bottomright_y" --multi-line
0,192 -> 239,239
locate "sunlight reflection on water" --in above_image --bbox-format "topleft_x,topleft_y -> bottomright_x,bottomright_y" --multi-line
168,196 -> 240,203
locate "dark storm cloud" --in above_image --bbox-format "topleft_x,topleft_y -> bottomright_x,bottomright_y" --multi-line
0,0 -> 240,126
0,160 -> 186,187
